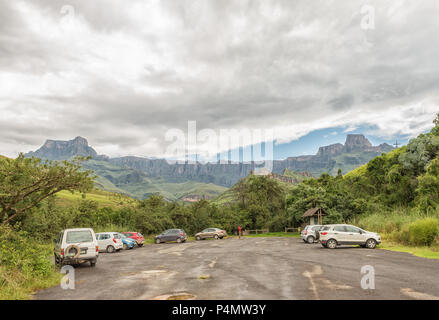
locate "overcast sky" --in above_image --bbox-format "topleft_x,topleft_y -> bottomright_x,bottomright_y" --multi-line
1,0 -> 438,158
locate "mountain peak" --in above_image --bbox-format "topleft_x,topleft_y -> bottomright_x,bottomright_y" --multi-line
26,137 -> 98,160
343,134 -> 372,152
73,136 -> 89,145
344,134 -> 372,147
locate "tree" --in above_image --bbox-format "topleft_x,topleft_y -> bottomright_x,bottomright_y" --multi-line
0,155 -> 94,224
415,158 -> 439,210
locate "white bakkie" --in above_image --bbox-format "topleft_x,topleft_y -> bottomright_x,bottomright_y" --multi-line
54,228 -> 99,267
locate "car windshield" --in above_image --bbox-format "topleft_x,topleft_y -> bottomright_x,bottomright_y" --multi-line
66,230 -> 93,243
119,234 -> 127,238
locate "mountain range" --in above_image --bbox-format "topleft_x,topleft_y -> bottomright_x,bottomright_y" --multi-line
24,134 -> 393,200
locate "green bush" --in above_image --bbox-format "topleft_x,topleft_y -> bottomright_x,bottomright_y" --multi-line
0,225 -> 54,277
0,224 -> 60,299
406,218 -> 439,246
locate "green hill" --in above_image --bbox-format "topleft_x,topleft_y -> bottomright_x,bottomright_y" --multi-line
82,159 -> 229,201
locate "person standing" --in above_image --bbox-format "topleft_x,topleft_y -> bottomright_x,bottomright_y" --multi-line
238,225 -> 242,240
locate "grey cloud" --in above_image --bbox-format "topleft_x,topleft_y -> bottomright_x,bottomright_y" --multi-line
0,0 -> 438,157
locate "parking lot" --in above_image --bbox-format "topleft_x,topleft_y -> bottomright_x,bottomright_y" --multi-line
35,237 -> 439,300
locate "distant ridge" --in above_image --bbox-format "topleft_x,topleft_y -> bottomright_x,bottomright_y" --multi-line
24,134 -> 394,190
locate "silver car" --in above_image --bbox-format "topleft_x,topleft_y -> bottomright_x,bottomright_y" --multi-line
319,224 -> 381,249
301,225 -> 324,244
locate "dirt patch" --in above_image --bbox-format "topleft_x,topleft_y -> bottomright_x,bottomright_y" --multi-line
121,269 -> 176,281
152,293 -> 197,300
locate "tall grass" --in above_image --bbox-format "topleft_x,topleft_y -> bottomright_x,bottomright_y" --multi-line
352,207 -> 439,246
0,226 -> 61,299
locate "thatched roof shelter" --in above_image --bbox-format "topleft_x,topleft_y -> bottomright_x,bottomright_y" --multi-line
302,208 -> 328,217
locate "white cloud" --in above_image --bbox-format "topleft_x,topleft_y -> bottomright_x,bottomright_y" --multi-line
0,0 -> 438,158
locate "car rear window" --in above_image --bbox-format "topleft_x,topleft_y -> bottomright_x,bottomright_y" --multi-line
66,230 -> 93,243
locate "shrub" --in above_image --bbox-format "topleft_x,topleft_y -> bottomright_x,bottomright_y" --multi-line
0,224 -> 60,299
406,218 -> 439,246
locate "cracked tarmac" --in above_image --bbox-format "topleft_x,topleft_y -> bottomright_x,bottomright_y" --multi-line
35,237 -> 439,300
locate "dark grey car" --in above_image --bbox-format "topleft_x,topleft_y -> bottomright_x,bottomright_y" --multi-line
155,229 -> 187,244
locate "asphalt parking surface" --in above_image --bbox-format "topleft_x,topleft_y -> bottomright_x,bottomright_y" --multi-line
35,237 -> 439,300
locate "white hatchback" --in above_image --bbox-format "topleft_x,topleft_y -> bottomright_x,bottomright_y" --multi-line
319,224 -> 381,249
96,232 -> 124,253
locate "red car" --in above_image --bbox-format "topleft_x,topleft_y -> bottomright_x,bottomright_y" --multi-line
121,232 -> 145,247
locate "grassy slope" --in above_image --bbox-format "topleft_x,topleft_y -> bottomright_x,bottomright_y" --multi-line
83,159 -> 228,201
55,189 -> 137,208
119,179 -> 228,201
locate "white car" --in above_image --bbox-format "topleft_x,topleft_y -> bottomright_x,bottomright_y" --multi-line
96,232 -> 124,253
54,228 -> 99,267
319,224 -> 381,249
301,225 -> 324,244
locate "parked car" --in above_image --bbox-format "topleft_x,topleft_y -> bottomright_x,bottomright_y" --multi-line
96,232 -> 124,253
155,229 -> 187,244
319,224 -> 381,249
54,228 -> 99,267
121,232 -> 145,247
301,225 -> 324,244
195,228 -> 227,240
118,233 -> 136,250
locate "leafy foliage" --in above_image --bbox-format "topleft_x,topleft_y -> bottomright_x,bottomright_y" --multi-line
0,155 -> 93,224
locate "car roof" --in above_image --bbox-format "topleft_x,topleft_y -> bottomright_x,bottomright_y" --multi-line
64,228 -> 94,232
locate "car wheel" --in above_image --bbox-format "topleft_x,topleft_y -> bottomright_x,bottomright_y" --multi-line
366,239 -> 377,249
214,235 -> 219,240
155,239 -> 161,244
326,239 -> 337,249
90,259 -> 96,267
106,245 -> 115,253
123,243 -> 128,250
307,236 -> 315,244
196,236 -> 201,241
176,238 -> 182,243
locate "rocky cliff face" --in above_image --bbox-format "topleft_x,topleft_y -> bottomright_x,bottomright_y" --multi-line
343,134 -> 372,152
316,143 -> 344,157
26,134 -> 394,188
25,136 -> 98,160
